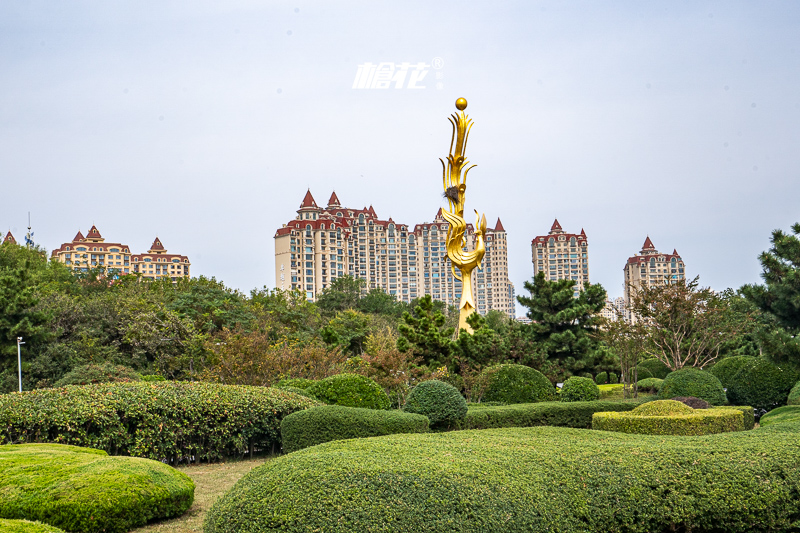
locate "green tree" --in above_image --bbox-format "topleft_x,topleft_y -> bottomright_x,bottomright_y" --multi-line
741,223 -> 800,367
597,313 -> 646,398
455,312 -> 509,368
358,288 -> 407,317
516,272 -> 606,375
397,295 -> 455,368
321,309 -> 373,356
316,276 -> 365,316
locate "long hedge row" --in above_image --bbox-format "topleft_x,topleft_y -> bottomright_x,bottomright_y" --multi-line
205,406 -> 800,533
0,443 -> 194,533
461,399 -> 647,430
0,382 -> 318,462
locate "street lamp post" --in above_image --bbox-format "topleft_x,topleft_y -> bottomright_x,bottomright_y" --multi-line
17,337 -> 25,392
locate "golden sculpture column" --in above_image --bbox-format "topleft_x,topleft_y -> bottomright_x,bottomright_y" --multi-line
439,98 -> 487,336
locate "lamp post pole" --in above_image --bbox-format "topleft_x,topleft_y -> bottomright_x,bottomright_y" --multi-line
17,337 -> 25,392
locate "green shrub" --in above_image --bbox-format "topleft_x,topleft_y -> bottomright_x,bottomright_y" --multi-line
636,377 -> 663,392
592,407 -> 744,436
708,355 -> 755,389
281,405 -> 429,453
276,386 -> 318,401
480,364 -> 555,404
594,372 -> 608,385
636,358 -> 671,379
438,372 -> 465,393
657,368 -> 727,405
725,357 -> 800,414
789,381 -> 800,406
307,373 -> 390,410
632,399 -> 694,416
0,443 -> 193,533
760,405 -> 800,427
275,378 -> 317,390
0,382 -> 318,462
403,380 -> 467,429
634,367 -> 653,380
463,399 -> 645,430
204,411 -> 800,533
140,374 -> 166,382
0,519 -> 65,533
53,363 -> 140,387
560,377 -> 600,402
608,372 -> 618,384
671,396 -> 710,409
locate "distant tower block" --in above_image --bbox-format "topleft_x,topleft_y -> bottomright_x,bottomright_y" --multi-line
531,219 -> 590,296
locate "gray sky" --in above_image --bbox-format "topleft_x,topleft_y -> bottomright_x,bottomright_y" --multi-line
2,1 -> 799,310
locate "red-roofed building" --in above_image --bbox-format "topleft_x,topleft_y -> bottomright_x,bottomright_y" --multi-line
51,226 -> 190,282
531,219 -> 590,294
274,190 -> 515,317
623,237 -> 685,321
3,231 -> 16,245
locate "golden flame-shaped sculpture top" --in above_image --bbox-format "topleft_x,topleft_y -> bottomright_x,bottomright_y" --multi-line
439,98 -> 487,335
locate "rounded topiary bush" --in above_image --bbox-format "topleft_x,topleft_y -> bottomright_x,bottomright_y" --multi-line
709,355 -> 756,389
307,373 -> 390,410
726,357 -> 800,413
671,396 -> 710,409
789,382 -> 800,406
608,372 -> 618,384
594,402 -> 745,436
276,386 -> 318,401
403,379 -> 467,429
0,519 -> 66,533
594,371 -> 608,385
54,363 -> 141,387
657,368 -> 727,405
636,377 -> 663,392
481,364 -> 555,404
632,399 -> 694,416
560,376 -> 600,402
636,359 -> 671,380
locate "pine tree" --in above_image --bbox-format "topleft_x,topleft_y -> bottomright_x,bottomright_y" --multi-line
396,295 -> 455,368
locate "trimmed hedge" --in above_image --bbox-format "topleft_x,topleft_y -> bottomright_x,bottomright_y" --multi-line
789,381 -> 800,406
462,400 -> 646,430
277,386 -> 318,401
671,396 -> 710,409
594,372 -> 608,385
204,411 -> 800,533
403,380 -> 467,429
636,377 -> 663,392
635,358 -> 671,379
307,373 -> 390,410
592,407 -> 744,436
481,364 -> 555,404
0,443 -> 194,533
608,372 -> 618,384
760,405 -> 800,427
53,363 -> 141,387
726,357 -> 800,413
632,399 -> 694,416
0,520 -> 66,533
657,368 -> 727,405
560,376 -> 600,402
280,405 -> 429,453
0,382 -> 318,462
275,378 -> 317,390
709,355 -> 755,389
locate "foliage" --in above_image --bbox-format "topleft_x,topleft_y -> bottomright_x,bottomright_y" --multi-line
789,381 -> 800,405
592,405 -> 745,436
53,362 -> 140,387
320,309 -> 373,356
396,295 -> 455,367
630,399 -> 694,416
635,377 -> 663,392
307,373 -> 390,410
517,272 -> 607,374
725,357 -> 800,413
671,396 -> 710,409
759,405 -> 800,427
0,443 -> 194,533
315,275 -> 364,316
657,368 -> 727,405
462,399 -> 644,430
559,376 -> 600,402
0,382 -> 318,462
281,405 -> 429,453
628,277 -> 750,370
402,379 -> 467,429
741,222 -> 800,367
594,371 -> 608,385
454,312 -> 509,368
708,355 -> 756,389
0,519 -> 65,533
596,313 -> 646,398
205,409 -> 800,533
357,328 -> 429,408
275,378 -> 317,390
635,358 -> 671,379
481,364 -> 555,405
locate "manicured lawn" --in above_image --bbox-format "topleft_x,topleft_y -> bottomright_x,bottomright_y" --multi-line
131,458 -> 269,533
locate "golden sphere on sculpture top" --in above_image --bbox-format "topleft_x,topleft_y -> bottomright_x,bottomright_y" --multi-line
455,97 -> 467,110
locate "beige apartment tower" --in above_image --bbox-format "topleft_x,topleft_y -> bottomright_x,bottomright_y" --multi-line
623,236 -> 685,320
531,219 -> 590,296
274,190 -> 515,318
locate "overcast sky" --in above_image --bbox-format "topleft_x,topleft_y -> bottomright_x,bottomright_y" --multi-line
2,1 -> 799,310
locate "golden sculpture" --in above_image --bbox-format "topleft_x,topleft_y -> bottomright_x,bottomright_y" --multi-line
439,97 -> 487,335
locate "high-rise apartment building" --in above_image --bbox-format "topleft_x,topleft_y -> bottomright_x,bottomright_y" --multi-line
531,219 -> 590,295
623,236 -> 685,320
51,225 -> 191,282
274,190 -> 515,318
600,296 -> 627,321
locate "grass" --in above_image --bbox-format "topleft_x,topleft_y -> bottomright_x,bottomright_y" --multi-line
131,457 -> 270,533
